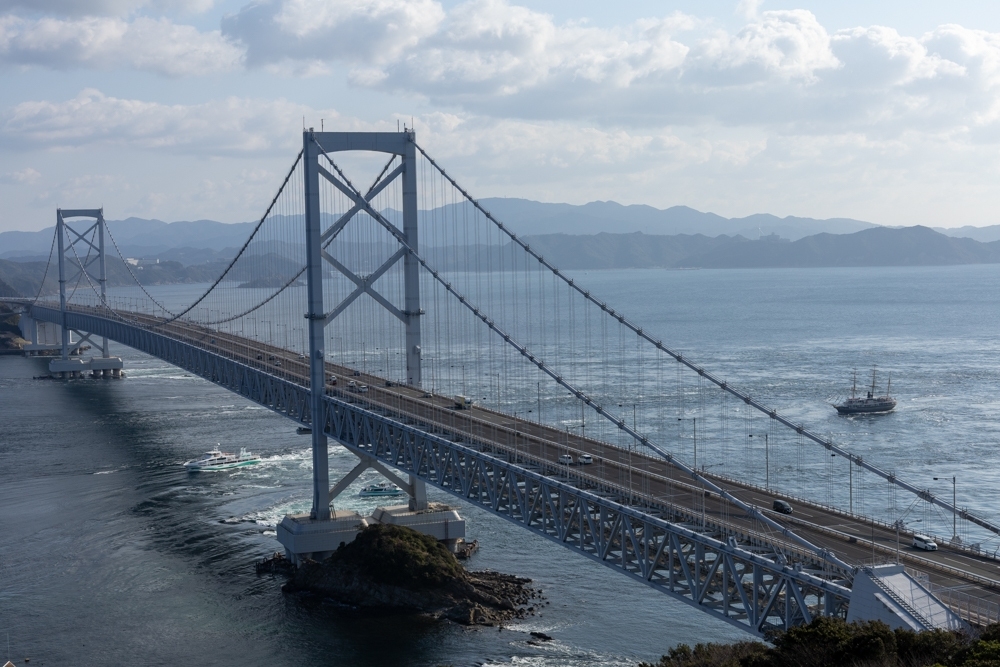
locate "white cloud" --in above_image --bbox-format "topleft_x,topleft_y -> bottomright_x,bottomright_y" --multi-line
0,166 -> 40,183
221,0 -> 445,68
0,89 -> 346,154
692,10 -> 838,82
367,0 -> 691,98
0,14 -> 242,75
5,0 -> 1000,145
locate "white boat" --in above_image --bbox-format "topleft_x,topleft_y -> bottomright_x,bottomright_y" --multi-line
184,446 -> 261,471
358,482 -> 404,497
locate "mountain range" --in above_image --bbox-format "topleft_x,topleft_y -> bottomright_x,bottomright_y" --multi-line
4,200 -> 1000,298
5,199 -> 1000,263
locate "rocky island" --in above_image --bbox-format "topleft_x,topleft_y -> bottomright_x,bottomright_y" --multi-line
282,523 -> 541,626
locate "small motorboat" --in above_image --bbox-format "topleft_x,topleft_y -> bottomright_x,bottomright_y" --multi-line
184,446 -> 262,471
358,482 -> 404,497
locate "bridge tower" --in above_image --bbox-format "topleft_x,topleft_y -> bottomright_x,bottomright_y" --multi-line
278,129 -> 461,564
48,209 -> 123,378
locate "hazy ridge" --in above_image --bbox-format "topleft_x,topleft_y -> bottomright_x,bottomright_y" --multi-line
4,200 -> 1000,297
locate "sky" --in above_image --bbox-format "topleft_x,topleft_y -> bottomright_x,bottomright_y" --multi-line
3,1 -> 1000,233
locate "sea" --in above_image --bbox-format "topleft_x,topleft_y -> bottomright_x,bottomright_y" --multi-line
3,264 -> 1000,666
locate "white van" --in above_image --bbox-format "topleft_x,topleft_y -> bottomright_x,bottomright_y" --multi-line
912,534 -> 938,551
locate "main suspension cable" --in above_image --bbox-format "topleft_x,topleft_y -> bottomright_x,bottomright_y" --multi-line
413,141 -> 1000,540
312,134 -> 850,569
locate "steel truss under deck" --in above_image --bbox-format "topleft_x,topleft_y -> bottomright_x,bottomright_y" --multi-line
30,304 -> 851,635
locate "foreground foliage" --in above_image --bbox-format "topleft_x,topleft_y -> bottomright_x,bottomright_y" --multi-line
641,617 -> 1000,667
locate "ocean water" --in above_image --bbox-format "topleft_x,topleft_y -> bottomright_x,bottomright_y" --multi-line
3,264 -> 1000,665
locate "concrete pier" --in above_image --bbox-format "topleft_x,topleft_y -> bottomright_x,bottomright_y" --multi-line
48,355 -> 123,378
370,503 -> 467,554
276,502 -> 468,566
277,510 -> 370,566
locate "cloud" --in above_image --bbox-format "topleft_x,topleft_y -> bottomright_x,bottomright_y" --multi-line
0,14 -> 242,75
736,0 -> 764,20
0,0 -> 217,17
30,173 -> 117,206
0,166 -> 40,184
5,0 -> 1000,144
692,10 -> 838,83
221,0 -> 445,69
0,88 -> 346,154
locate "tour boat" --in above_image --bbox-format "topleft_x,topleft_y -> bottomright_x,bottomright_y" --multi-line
184,446 -> 262,471
358,482 -> 404,497
834,368 -> 896,415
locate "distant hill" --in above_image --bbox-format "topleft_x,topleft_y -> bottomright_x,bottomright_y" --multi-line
514,226 -> 1000,270
476,199 -> 878,240
0,218 -> 253,263
0,275 -> 20,298
931,224 -> 1000,243
0,202 -> 883,261
7,201 -> 1000,263
675,226 -> 1000,268
516,232 -> 737,270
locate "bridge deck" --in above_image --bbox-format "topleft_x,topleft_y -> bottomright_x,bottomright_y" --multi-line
39,303 -> 1000,618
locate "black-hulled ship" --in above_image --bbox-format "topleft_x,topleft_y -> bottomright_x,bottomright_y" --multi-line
834,368 -> 896,415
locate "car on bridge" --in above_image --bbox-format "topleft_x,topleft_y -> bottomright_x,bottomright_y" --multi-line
578,454 -> 593,465
772,499 -> 793,514
558,454 -> 573,465
913,534 -> 938,551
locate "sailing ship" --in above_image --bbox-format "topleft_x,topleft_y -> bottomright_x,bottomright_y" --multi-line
834,368 -> 896,415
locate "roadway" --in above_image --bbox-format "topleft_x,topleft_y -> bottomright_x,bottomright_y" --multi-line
54,304 -> 1000,612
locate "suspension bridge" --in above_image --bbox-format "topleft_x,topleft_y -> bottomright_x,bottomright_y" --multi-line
7,129 -> 1000,636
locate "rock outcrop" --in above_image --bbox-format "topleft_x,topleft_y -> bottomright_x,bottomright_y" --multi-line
283,523 -> 539,626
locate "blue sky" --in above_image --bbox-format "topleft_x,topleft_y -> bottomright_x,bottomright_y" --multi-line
3,0 -> 1000,232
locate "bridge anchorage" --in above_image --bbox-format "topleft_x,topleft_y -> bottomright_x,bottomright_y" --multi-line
12,128 -> 1000,636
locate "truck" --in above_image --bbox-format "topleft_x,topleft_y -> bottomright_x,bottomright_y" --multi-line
454,395 -> 473,410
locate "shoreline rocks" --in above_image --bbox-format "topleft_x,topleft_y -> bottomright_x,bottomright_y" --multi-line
278,523 -> 541,626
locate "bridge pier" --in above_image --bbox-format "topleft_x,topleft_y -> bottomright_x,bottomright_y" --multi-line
277,510 -> 370,565
277,449 -> 467,566
48,355 -> 124,379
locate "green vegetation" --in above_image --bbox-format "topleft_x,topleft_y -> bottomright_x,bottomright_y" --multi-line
328,523 -> 466,591
641,617 -> 1000,667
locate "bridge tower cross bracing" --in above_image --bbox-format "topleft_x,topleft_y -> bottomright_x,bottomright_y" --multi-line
49,209 -> 122,378
279,129 -> 440,563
